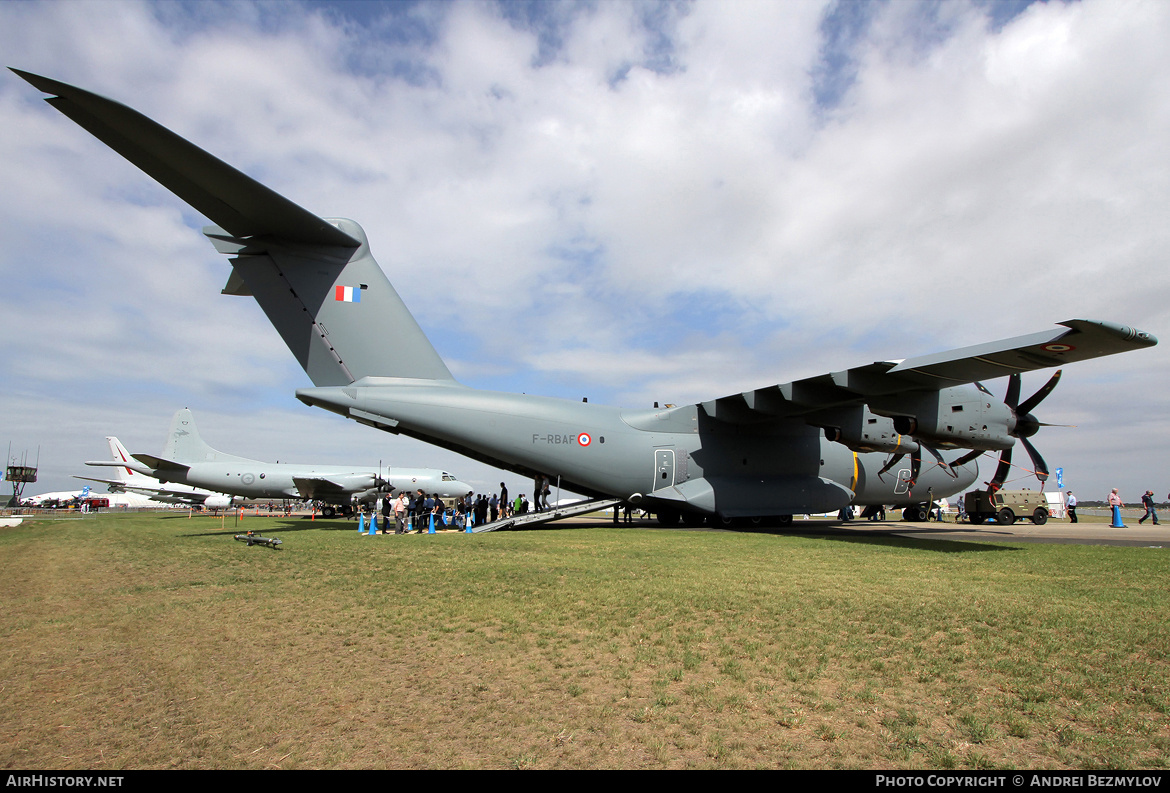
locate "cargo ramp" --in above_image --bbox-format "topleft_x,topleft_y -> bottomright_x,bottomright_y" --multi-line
472,498 -> 621,533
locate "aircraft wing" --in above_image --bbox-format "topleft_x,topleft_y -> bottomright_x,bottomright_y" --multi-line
76,474 -> 213,504
292,475 -> 373,501
700,319 -> 1157,423
10,69 -> 358,248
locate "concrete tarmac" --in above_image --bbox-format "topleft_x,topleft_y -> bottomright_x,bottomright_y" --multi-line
560,514 -> 1170,547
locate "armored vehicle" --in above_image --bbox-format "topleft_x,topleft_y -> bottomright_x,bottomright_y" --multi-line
965,489 -> 1050,525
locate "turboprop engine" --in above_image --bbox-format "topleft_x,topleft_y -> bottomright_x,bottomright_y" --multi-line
811,405 -> 919,455
869,384 -> 1011,451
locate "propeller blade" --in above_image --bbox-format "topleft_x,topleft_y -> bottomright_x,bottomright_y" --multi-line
989,447 -> 1013,489
1017,369 -> 1062,416
1005,373 -> 1021,410
924,445 -> 958,478
951,449 -> 984,467
1020,437 -> 1049,483
877,453 -> 905,479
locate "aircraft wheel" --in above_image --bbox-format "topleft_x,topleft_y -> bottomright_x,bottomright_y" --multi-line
775,515 -> 793,527
996,508 -> 1016,525
342,505 -> 354,517
680,512 -> 705,528
903,506 -> 926,522
1031,508 -> 1048,525
656,509 -> 680,527
322,505 -> 336,519
748,516 -> 765,530
717,515 -> 736,528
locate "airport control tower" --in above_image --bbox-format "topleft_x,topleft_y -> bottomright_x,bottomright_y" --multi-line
5,446 -> 38,507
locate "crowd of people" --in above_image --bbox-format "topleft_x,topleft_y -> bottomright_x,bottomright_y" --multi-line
368,479 -> 554,534
354,481 -> 1168,534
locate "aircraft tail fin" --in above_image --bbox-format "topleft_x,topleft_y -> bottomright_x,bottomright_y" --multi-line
106,437 -> 157,484
14,69 -> 455,387
162,409 -> 254,465
208,220 -> 454,386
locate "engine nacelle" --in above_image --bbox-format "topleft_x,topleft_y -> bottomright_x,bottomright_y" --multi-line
812,406 -> 918,454
869,384 -> 1013,450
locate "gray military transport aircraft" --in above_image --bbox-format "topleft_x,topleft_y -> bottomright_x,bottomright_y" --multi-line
84,409 -> 472,518
15,70 -> 1158,527
77,435 -> 236,510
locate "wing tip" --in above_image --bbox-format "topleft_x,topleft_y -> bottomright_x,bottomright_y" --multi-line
1060,319 -> 1158,347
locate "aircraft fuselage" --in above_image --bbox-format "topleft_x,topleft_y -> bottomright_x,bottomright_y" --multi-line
158,462 -> 468,502
298,379 -> 978,517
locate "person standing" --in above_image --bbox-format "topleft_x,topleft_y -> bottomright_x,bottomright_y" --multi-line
1066,491 -> 1078,523
380,493 -> 392,534
1108,488 -> 1126,528
499,482 -> 509,518
413,488 -> 427,532
394,492 -> 408,534
1139,490 -> 1160,525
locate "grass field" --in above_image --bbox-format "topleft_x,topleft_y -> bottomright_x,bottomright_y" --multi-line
1,512 -> 1167,769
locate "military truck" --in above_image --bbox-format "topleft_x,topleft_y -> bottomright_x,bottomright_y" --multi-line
965,489 -> 1050,525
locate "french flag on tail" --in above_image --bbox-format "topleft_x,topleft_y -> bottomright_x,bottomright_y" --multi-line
335,285 -> 361,303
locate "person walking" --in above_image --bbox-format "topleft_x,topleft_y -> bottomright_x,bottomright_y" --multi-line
1066,491 -> 1077,523
1108,488 -> 1126,528
1139,490 -> 1160,525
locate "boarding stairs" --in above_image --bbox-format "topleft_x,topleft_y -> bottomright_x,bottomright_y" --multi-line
471,497 -> 622,533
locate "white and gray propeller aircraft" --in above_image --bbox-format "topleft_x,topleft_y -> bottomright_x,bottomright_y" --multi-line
78,436 -> 236,510
16,70 -> 1158,527
84,409 -> 472,518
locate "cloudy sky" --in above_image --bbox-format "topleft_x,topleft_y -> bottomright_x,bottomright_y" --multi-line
2,0 -> 1167,504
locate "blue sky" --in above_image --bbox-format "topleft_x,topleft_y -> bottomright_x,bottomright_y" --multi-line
2,0 -> 1168,502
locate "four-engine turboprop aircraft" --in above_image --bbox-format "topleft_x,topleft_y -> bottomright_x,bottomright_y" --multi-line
16,70 -> 1158,526
86,409 -> 472,518
78,436 -> 235,509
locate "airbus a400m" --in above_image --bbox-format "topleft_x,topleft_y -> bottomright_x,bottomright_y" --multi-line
15,70 -> 1157,527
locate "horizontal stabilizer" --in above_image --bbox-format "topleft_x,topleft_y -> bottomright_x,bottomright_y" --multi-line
85,459 -> 156,476
132,454 -> 191,475
10,69 -> 358,248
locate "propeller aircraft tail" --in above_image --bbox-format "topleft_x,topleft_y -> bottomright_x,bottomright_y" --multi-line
162,409 -> 255,466
9,68 -> 453,388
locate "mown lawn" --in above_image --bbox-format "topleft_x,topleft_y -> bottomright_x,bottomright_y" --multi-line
1,512 -> 1166,769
